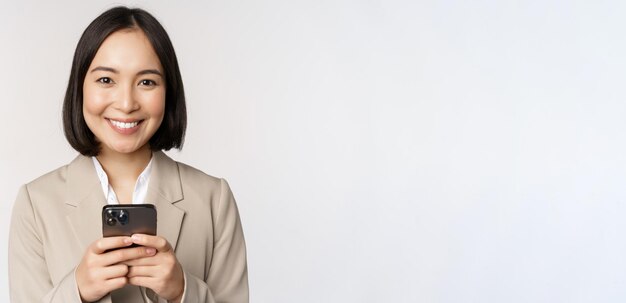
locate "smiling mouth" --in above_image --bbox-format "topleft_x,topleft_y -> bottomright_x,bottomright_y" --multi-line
107,118 -> 144,129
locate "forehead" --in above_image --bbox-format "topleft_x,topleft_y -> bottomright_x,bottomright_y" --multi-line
90,28 -> 163,72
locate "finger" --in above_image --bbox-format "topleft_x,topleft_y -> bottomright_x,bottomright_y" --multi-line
127,276 -> 157,289
101,246 -> 157,266
91,236 -> 133,254
123,256 -> 158,267
99,264 -> 129,279
127,265 -> 157,278
104,276 -> 128,292
131,234 -> 171,252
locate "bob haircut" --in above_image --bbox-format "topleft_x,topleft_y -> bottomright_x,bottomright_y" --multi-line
63,6 -> 186,156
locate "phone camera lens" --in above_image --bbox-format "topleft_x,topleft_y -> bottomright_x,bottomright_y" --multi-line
118,210 -> 129,225
106,217 -> 116,226
106,209 -> 115,219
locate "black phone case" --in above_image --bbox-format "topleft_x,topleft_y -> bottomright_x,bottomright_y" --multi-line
102,204 -> 157,237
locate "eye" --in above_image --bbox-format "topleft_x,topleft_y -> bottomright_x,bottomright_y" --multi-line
139,79 -> 157,86
97,77 -> 113,84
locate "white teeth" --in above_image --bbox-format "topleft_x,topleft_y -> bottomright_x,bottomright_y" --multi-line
110,120 -> 139,129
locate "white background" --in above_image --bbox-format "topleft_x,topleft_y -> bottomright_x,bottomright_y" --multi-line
2,0 -> 626,302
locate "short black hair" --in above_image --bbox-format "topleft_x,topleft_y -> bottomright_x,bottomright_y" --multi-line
63,6 -> 186,156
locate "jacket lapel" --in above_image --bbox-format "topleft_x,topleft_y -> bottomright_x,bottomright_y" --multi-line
145,151 -> 185,250
65,154 -> 107,251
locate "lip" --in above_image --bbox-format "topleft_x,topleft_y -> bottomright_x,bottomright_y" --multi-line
106,118 -> 144,135
108,117 -> 142,123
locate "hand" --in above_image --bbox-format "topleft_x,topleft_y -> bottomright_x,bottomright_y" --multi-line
76,236 -> 157,302
124,234 -> 184,302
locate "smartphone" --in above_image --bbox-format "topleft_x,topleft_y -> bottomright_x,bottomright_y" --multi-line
102,204 -> 157,242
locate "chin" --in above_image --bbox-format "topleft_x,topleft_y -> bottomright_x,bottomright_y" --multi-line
108,143 -> 144,154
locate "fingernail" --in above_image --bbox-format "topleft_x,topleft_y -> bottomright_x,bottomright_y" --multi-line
132,234 -> 142,242
124,237 -> 132,244
146,248 -> 156,255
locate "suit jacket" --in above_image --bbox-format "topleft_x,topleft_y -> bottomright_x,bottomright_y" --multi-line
9,151 -> 249,302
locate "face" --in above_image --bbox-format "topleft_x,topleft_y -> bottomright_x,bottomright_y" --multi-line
83,28 -> 165,156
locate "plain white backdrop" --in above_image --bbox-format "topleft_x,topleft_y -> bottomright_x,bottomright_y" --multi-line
2,0 -> 626,302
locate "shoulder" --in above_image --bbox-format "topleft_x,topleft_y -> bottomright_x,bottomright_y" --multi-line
16,154 -> 96,209
175,160 -> 221,187
22,162 -> 71,198
174,160 -> 233,196
167,157 -> 235,204
12,156 -> 81,217
155,151 -> 221,188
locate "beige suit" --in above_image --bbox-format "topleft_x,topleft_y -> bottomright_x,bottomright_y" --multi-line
9,151 -> 249,302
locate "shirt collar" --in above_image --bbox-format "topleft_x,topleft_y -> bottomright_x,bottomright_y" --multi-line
91,155 -> 154,204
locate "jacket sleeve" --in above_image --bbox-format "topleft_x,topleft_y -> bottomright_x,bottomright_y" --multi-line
9,185 -> 85,303
178,178 -> 249,303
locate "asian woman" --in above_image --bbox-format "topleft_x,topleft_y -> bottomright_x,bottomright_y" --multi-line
8,6 -> 248,303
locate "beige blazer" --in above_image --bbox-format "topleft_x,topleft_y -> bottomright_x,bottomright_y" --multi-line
9,151 -> 248,302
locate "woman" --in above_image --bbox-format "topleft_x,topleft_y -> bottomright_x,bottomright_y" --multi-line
8,6 -> 248,303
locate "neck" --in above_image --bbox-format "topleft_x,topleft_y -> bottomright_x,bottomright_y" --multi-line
95,145 -> 153,185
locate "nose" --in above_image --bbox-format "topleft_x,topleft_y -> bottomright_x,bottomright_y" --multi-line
113,84 -> 140,113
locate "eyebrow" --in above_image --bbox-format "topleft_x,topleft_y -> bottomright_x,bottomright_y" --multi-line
137,69 -> 163,77
90,66 -> 163,77
90,66 -> 118,73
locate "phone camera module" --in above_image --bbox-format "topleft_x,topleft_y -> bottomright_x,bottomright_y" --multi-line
118,210 -> 129,225
106,217 -> 116,226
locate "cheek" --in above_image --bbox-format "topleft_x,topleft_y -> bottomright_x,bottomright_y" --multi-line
82,86 -> 109,117
144,90 -> 166,121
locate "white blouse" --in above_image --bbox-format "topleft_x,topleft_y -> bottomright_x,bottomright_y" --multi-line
91,156 -> 153,204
